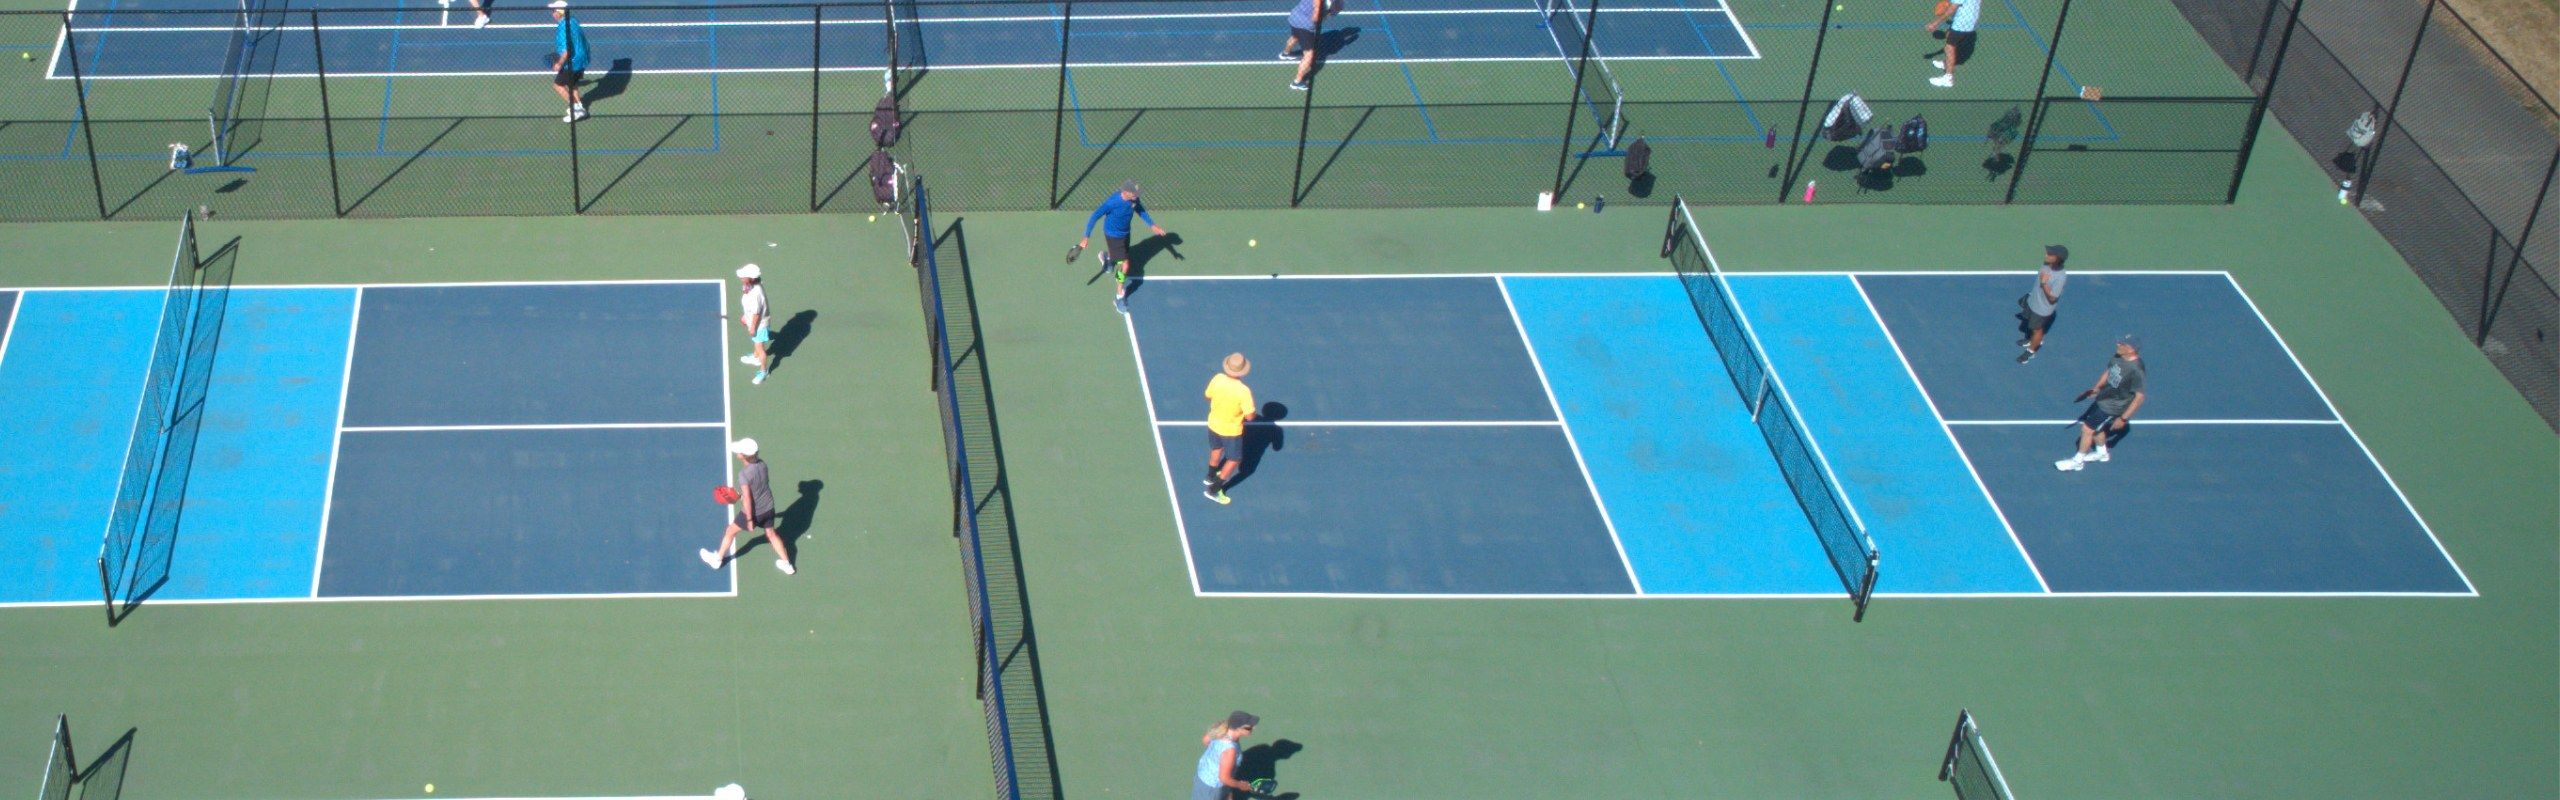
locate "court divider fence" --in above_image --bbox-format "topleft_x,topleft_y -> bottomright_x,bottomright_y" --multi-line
2171,0 -> 2558,430
2,0 -> 2267,223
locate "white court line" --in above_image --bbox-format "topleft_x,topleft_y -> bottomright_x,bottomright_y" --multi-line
340,422 -> 725,432
70,6 -> 1710,34
0,278 -> 724,292
717,280 -> 738,595
1849,275 -> 2050,592
1152,419 -> 1560,427
0,289 -> 23,378
1495,277 -> 1645,594
308,287 -> 362,598
1121,307 -> 1206,596
1191,589 -> 2481,599
0,590 -> 735,609
2222,273 -> 2478,596
1144,269 -> 2232,282
1720,2 -> 1762,60
1943,418 -> 2345,426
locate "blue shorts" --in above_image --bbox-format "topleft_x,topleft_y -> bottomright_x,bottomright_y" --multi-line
1208,429 -> 1244,462
752,321 -> 772,344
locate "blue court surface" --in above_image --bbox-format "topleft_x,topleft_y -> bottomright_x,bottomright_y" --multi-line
0,279 -> 743,608
1125,272 -> 2472,599
54,0 -> 1755,79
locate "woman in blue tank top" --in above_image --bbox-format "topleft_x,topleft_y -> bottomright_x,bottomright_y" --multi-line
1192,711 -> 1259,799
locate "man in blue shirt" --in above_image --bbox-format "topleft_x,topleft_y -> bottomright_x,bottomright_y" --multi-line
549,0 -> 590,122
1924,0 -> 1980,88
1077,180 -> 1166,314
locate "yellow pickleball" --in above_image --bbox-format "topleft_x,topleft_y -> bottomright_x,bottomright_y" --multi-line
1248,239 -> 1257,247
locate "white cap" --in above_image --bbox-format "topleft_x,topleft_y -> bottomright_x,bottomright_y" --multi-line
729,437 -> 759,456
735,263 -> 761,280
546,0 -> 567,8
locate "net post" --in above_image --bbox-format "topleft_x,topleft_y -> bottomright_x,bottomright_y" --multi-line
2351,0 -> 2438,207
1853,546 -> 1877,622
1939,710 -> 1971,782
1777,0 -> 1839,202
57,11 -> 108,220
2003,0 -> 2078,204
1050,0 -> 1072,209
310,10 -> 344,217
1547,0 -> 1599,199
808,5 -> 821,213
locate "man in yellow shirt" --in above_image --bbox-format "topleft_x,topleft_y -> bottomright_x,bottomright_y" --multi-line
1202,352 -> 1257,505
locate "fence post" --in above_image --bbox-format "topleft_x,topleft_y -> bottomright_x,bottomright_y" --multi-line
58,12 -> 108,220
569,109 -> 583,214
2227,0 -> 2303,204
1289,13 -> 1321,206
2353,0 -> 2437,206
2003,0 -> 2078,203
1049,1 -> 1073,209
1777,0 -> 1839,202
1549,0 -> 1601,199
809,5 -> 822,213
2242,0 -> 2284,81
310,10 -> 344,217
2479,146 -> 2559,345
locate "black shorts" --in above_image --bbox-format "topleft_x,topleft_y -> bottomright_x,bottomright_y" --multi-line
1287,27 -> 1318,54
554,67 -> 585,87
1944,30 -> 1977,63
732,509 -> 777,530
2023,307 -> 2054,332
1104,235 -> 1130,267
1208,429 -> 1244,462
2076,403 -> 2120,432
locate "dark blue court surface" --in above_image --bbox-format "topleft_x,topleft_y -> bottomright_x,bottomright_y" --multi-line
343,282 -> 725,427
1129,277 -> 1555,422
1162,424 -> 1631,595
57,0 -> 1749,77
319,426 -> 733,597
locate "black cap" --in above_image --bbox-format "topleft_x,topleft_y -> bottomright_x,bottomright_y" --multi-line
2044,244 -> 2069,263
1226,711 -> 1259,729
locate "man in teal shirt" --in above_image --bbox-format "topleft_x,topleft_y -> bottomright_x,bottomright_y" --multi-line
548,0 -> 590,122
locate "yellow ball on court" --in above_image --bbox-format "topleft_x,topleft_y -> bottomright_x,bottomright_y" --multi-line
1576,202 -> 1586,209
20,52 -> 30,61
1248,239 -> 1257,247
1834,4 -> 1843,9
866,214 -> 877,222
424,785 -> 435,794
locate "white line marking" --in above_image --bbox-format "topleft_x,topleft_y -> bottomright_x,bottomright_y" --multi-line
1724,2 -> 1762,60
1141,269 -> 2230,282
1849,275 -> 2050,592
0,590 -> 736,609
718,280 -> 738,595
46,14 -> 66,80
2221,273 -> 2478,596
309,287 -> 362,598
0,289 -> 22,378
1495,277 -> 1644,594
1942,418 -> 2345,426
1186,589 -> 2481,599
1121,307 -> 1206,596
1151,419 -> 1562,427
0,278 -> 724,292
340,422 -> 726,432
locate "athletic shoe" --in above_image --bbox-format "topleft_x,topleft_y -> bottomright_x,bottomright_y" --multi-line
1205,488 -> 1231,505
2088,445 -> 2110,463
741,355 -> 761,365
1289,80 -> 1311,91
474,13 -> 491,28
2016,349 -> 2035,365
698,548 -> 723,568
564,111 -> 578,123
776,558 -> 796,575
1279,50 -> 1300,60
572,107 -> 589,121
1113,295 -> 1129,315
752,370 -> 767,385
2053,455 -> 2084,472
1931,58 -> 1946,70
1929,74 -> 1955,88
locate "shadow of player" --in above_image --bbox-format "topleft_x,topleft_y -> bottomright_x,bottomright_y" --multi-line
767,309 -> 817,370
1222,402 -> 1289,491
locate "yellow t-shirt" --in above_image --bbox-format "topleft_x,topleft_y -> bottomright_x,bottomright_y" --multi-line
1205,374 -> 1255,437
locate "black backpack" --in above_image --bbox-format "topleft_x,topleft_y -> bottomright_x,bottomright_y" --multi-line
1622,137 -> 1651,180
1896,114 -> 1928,153
868,150 -> 897,206
1857,127 -> 1898,172
869,94 -> 902,148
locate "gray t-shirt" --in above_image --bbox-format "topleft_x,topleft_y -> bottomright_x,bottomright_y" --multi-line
2026,265 -> 2066,316
737,459 -> 776,517
1288,0 -> 1326,30
2094,355 -> 2146,414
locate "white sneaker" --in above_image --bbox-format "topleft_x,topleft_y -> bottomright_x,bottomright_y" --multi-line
1929,74 -> 1955,88
473,13 -> 490,28
741,355 -> 761,365
2054,455 -> 2085,472
571,107 -> 589,121
776,558 -> 796,575
1931,58 -> 1945,70
698,548 -> 723,568
752,370 -> 767,385
2088,445 -> 2111,463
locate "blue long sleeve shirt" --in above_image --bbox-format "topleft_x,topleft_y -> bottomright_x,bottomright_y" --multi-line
1083,193 -> 1155,238
556,17 -> 590,71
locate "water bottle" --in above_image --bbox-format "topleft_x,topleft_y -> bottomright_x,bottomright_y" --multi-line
2338,180 -> 2352,205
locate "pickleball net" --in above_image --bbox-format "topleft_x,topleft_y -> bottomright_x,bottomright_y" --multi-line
1663,197 -> 1879,619
38,716 -> 75,800
99,212 -> 203,624
1539,0 -> 1625,153
1940,710 -> 2016,800
206,0 -> 286,168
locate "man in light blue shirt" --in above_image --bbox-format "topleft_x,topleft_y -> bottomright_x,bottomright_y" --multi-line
1925,0 -> 1981,88
549,0 -> 591,122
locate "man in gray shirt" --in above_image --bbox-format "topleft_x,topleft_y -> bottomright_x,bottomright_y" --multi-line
701,437 -> 795,574
2017,244 -> 2067,364
1280,0 -> 1337,91
2057,334 -> 2145,471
